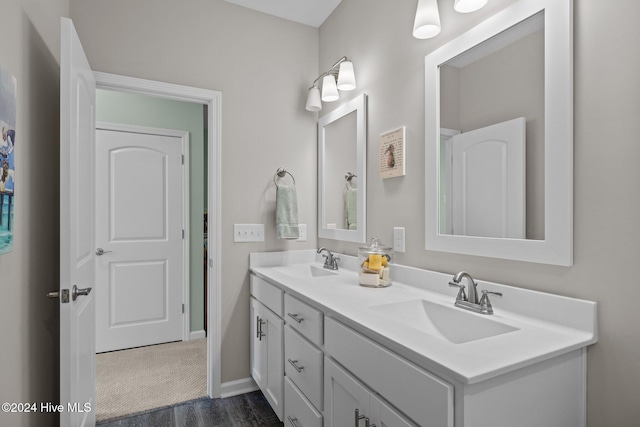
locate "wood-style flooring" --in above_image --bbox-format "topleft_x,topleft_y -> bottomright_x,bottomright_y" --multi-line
96,391 -> 283,427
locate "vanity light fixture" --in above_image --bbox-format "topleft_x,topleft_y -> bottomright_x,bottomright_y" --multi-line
413,0 -> 489,40
454,0 -> 488,13
322,74 -> 340,102
413,0 -> 441,39
305,56 -> 356,112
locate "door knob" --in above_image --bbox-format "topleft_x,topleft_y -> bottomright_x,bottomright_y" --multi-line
72,285 -> 92,301
96,248 -> 112,256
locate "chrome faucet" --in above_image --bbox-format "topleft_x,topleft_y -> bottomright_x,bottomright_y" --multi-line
450,271 -> 479,304
317,247 -> 340,270
448,271 -> 502,315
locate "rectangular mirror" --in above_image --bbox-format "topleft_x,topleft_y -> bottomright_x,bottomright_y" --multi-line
425,0 -> 573,265
318,94 -> 367,243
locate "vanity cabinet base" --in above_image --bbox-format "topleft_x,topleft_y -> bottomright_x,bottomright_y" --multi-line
457,348 -> 586,427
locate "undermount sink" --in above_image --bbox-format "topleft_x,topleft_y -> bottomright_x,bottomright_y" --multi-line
273,264 -> 338,279
369,299 -> 519,344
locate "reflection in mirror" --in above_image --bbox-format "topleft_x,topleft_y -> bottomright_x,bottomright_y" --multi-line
324,111 -> 357,230
318,94 -> 367,243
439,12 -> 544,240
425,0 -> 573,266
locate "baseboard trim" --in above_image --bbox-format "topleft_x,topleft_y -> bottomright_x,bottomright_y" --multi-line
189,330 -> 206,340
220,377 -> 259,398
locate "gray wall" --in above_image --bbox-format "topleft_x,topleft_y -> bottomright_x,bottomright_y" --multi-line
69,0 -> 319,383
95,89 -> 207,333
0,1 -> 69,426
318,0 -> 640,425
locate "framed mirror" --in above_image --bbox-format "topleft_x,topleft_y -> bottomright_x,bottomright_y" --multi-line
318,94 -> 367,243
425,0 -> 572,265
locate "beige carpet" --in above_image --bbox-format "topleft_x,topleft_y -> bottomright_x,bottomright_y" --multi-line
96,339 -> 207,421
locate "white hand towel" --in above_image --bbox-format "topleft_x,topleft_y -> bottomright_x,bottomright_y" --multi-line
276,184 -> 300,239
345,187 -> 357,230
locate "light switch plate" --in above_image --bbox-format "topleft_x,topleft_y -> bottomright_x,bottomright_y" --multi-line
234,224 -> 264,242
295,224 -> 307,242
393,227 -> 406,253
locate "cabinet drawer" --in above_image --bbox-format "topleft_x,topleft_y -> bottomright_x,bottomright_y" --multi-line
250,274 -> 283,316
285,326 -> 323,410
284,294 -> 323,346
284,376 -> 323,427
325,318 -> 453,427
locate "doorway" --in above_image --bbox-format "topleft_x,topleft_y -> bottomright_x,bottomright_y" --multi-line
93,72 -> 222,402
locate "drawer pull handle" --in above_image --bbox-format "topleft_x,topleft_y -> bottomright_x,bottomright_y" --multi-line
355,408 -> 365,426
288,358 -> 304,373
366,418 -> 376,427
287,416 -> 301,427
288,313 -> 304,323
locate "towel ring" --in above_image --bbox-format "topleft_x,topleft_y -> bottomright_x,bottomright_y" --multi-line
345,172 -> 357,190
274,168 -> 296,186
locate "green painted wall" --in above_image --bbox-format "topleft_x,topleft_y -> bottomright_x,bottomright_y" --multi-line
96,89 -> 207,333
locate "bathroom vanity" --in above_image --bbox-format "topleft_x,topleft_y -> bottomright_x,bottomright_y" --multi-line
249,250 -> 597,427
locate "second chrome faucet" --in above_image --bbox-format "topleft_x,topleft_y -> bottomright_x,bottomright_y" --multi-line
449,271 -> 502,315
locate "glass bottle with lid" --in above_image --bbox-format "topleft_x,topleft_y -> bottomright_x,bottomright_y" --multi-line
358,237 -> 393,287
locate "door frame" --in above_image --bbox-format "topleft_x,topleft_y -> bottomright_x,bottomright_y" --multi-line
93,71 -> 222,398
95,121 -> 191,344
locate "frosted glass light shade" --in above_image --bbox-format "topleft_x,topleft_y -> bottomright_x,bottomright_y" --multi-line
454,0 -> 488,13
337,61 -> 356,91
322,74 -> 339,102
413,0 -> 441,39
306,86 -> 322,111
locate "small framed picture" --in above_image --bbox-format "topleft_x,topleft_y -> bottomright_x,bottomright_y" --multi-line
379,126 -> 406,179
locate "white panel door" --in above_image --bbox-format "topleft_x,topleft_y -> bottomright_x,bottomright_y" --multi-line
451,117 -> 526,238
60,17 -> 96,427
95,127 -> 185,353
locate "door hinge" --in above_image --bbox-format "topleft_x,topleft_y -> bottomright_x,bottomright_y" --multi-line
182,229 -> 185,239
182,154 -> 185,164
182,304 -> 185,314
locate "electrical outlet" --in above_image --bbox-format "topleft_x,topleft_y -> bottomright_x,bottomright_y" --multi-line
295,224 -> 307,242
393,227 -> 406,253
233,224 -> 264,242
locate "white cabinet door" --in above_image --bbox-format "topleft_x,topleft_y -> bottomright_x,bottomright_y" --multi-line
250,297 -> 284,421
371,397 -> 417,427
325,357 -> 417,427
324,357 -> 371,427
250,297 -> 266,390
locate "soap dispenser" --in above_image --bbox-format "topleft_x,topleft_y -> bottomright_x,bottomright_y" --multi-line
358,237 -> 393,287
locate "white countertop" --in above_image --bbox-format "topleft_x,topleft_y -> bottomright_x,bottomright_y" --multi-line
249,250 -> 597,385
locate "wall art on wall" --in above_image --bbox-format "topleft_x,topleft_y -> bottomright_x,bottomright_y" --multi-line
379,126 -> 406,179
0,66 -> 16,255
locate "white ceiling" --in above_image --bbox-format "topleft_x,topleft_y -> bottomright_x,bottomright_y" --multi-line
222,0 -> 343,27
